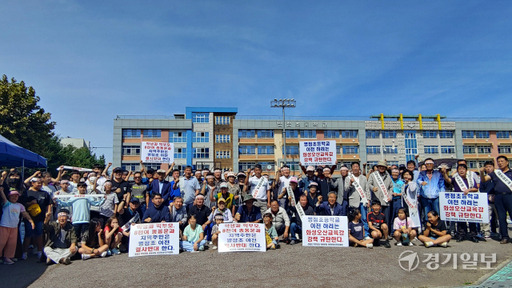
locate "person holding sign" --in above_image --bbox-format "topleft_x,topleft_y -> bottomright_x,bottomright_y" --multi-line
416,158 -> 445,224
480,155 -> 512,244
244,165 -> 271,216
315,192 -> 344,216
368,160 -> 393,230
180,215 -> 206,252
442,164 -> 480,243
288,194 -> 314,245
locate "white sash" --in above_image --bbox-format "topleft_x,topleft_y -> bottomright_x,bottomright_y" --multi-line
350,174 -> 367,204
454,173 -> 469,191
403,182 -> 420,229
373,172 -> 391,203
287,186 -> 305,219
466,171 -> 474,188
495,169 -> 512,192
252,176 -> 266,199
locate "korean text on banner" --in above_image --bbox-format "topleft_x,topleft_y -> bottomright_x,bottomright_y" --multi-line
302,215 -> 349,247
128,223 -> 179,257
141,142 -> 174,164
299,140 -> 336,166
440,192 -> 489,223
218,223 -> 266,253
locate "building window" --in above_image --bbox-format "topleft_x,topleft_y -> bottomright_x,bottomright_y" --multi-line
498,145 -> 512,154
239,162 -> 256,172
366,146 -> 380,154
258,146 -> 274,155
324,130 -> 340,138
283,146 -> 299,155
193,148 -> 209,158
440,146 -> 455,154
463,145 -> 476,154
300,130 -> 316,138
215,116 -> 230,125
342,145 -> 359,154
239,145 -> 256,155
439,131 -> 454,138
383,145 -> 397,154
366,130 -> 380,139
122,129 -> 141,138
286,130 -> 299,138
341,130 -> 358,138
215,134 -> 231,143
122,146 -> 140,156
424,145 -> 439,154
215,151 -> 231,159
462,131 -> 475,139
257,130 -> 274,138
382,131 -> 396,139
192,113 -> 209,123
387,161 -> 399,166
192,132 -> 209,143
367,161 -> 378,167
477,146 -> 492,154
142,130 -> 161,138
422,131 -> 437,138
169,131 -> 186,143
475,131 -> 490,139
497,131 -> 510,139
239,130 -> 255,138
174,148 -> 187,159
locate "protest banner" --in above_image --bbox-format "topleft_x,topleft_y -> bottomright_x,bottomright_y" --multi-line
302,215 -> 349,247
128,223 -> 180,257
56,166 -> 93,172
218,223 -> 266,253
440,192 -> 489,223
299,140 -> 336,166
141,142 -> 174,164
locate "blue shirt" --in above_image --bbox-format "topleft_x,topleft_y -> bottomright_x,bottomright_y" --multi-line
143,204 -> 170,223
416,170 -> 445,199
179,176 -> 201,206
236,205 -> 262,222
392,178 -> 404,200
169,180 -> 181,203
56,196 -> 104,224
315,201 -> 344,216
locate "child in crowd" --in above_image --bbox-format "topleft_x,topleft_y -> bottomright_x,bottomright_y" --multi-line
78,219 -> 109,260
367,201 -> 390,248
418,211 -> 452,248
104,216 -> 128,255
0,187 -> 35,265
98,181 -> 119,223
348,208 -> 373,248
392,208 -> 417,246
180,215 -> 206,252
210,213 -> 224,250
264,212 -> 278,250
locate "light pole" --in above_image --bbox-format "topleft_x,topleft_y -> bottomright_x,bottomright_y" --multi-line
271,98 -> 296,166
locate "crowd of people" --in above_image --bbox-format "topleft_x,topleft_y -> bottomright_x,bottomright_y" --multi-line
1,155 -> 512,265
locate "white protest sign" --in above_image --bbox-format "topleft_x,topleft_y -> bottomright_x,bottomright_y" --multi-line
440,192 -> 489,223
299,140 -> 336,166
56,166 -> 93,172
218,223 -> 266,253
141,142 -> 174,164
302,215 -> 349,247
128,223 -> 180,257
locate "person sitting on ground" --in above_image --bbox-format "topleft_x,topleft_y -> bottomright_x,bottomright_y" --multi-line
392,208 -> 417,247
43,209 -> 77,265
203,198 -> 233,241
264,200 -> 290,243
180,215 -> 206,252
78,218 -> 109,260
263,212 -> 279,250
315,192 -> 344,216
348,208 -> 373,249
367,200 -> 391,248
234,195 -> 262,223
418,210 -> 451,248
104,216 -> 128,255
210,213 -> 224,250
143,193 -> 170,223
288,194 -> 314,245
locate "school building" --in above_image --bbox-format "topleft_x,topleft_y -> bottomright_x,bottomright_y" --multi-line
113,108 -> 512,173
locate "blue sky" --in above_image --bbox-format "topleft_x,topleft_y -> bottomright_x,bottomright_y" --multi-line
1,1 -> 512,162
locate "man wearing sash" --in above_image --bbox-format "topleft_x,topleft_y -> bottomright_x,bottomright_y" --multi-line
289,194 -> 314,245
368,160 -> 393,229
346,162 -> 371,238
244,164 -> 271,216
332,166 -> 350,215
274,166 -> 292,208
442,164 -> 480,242
416,158 -> 445,224
480,155 -> 512,244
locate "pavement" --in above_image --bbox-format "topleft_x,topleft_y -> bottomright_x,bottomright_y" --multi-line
1,238 -> 512,288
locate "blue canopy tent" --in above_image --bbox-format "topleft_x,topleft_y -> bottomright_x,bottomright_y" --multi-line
0,134 -> 47,169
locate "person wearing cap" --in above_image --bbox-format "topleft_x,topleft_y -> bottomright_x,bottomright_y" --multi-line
213,182 -> 234,210
0,185 -> 35,265
368,160 -> 394,229
244,164 -> 271,216
264,200 -> 290,242
131,171 -> 148,216
43,209 -> 77,265
148,169 -> 172,207
143,193 -> 170,223
226,172 -> 242,214
235,195 -> 262,223
170,197 -> 188,231
111,167 -> 132,211
20,177 -> 52,261
332,166 -> 351,215
389,168 -> 405,231
119,197 -> 142,228
186,194 -> 211,228
236,172 -> 247,191
299,165 -> 318,194
201,173 -> 218,209
203,197 -> 233,241
346,162 -> 371,238
306,182 -> 321,208
416,158 -> 445,224
178,166 -> 201,207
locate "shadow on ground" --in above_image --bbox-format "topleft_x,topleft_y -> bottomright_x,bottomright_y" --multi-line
0,256 -> 47,288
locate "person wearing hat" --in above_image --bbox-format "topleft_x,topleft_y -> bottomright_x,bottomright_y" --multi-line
20,177 -> 52,261
416,158 -> 445,224
0,186 -> 35,265
306,182 -> 321,208
111,167 -> 132,211
43,209 -> 77,265
213,182 -> 234,210
234,195 -> 262,223
148,168 -> 172,207
203,197 -> 234,241
119,197 -> 142,229
299,165 -> 318,195
236,172 -> 247,191
226,172 -> 242,214
368,160 -> 394,230
244,164 -> 271,216
131,171 -> 149,216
